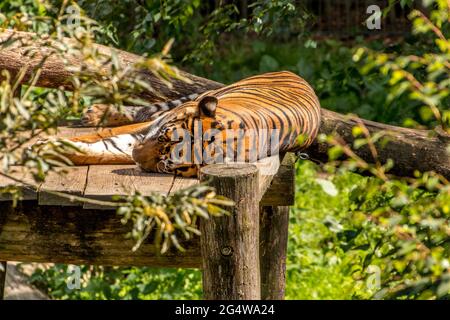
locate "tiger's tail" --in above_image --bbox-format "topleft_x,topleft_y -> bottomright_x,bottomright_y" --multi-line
80,93 -> 199,127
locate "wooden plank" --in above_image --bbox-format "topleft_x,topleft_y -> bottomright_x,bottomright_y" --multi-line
0,167 -> 40,201
169,177 -> 198,194
254,155 -> 280,201
167,152 -> 281,196
38,167 -> 88,206
260,153 -> 296,206
0,202 -> 201,268
1,156 -> 294,206
83,165 -> 175,209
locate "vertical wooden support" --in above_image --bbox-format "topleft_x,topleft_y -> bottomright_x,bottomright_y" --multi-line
2,86 -> 17,300
260,206 -> 290,300
200,164 -> 260,300
0,261 -> 7,300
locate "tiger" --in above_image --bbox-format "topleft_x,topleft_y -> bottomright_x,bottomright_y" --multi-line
58,71 -> 321,177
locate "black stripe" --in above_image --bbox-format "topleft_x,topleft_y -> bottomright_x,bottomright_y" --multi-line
108,138 -> 129,156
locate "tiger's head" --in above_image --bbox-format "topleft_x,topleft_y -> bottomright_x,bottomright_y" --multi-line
132,95 -> 222,177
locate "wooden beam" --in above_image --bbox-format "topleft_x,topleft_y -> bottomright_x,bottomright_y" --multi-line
260,206 -> 290,300
0,202 -> 202,268
253,155 -> 281,201
200,164 -> 261,300
260,153 -> 296,206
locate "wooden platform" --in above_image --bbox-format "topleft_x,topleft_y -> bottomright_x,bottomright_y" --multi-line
0,127 -> 295,271
0,127 -> 294,209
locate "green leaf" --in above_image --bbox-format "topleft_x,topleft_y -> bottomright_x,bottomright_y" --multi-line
315,178 -> 338,197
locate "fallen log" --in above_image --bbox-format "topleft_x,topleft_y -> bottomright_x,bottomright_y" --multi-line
1,29 -> 449,180
310,110 -> 450,180
0,29 -> 223,101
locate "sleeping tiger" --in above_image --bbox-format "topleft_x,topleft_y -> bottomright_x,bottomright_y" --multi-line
59,71 -> 321,177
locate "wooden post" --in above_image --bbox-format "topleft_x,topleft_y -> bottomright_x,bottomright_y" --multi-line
0,261 -> 6,300
200,164 -> 260,300
260,206 -> 290,300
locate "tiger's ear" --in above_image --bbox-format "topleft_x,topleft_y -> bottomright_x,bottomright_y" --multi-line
198,96 -> 218,118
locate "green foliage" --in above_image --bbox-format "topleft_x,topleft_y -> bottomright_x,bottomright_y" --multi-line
69,0 -> 310,65
28,264 -> 202,299
0,0 -> 183,173
355,0 -> 450,130
117,184 -> 233,253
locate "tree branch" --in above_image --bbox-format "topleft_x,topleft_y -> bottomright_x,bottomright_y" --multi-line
1,29 -> 449,180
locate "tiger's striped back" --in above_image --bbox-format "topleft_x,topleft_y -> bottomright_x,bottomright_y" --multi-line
195,71 -> 321,153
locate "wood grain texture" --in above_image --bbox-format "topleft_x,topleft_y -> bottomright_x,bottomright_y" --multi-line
169,176 -> 198,194
252,155 -> 280,202
83,165 -> 174,209
0,202 -> 202,268
200,164 -> 261,300
260,153 -> 296,206
0,167 -> 40,201
0,156 -> 294,206
260,206 -> 290,300
38,167 -> 88,206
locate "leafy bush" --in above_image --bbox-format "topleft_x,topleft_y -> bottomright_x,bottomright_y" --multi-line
29,264 -> 202,300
